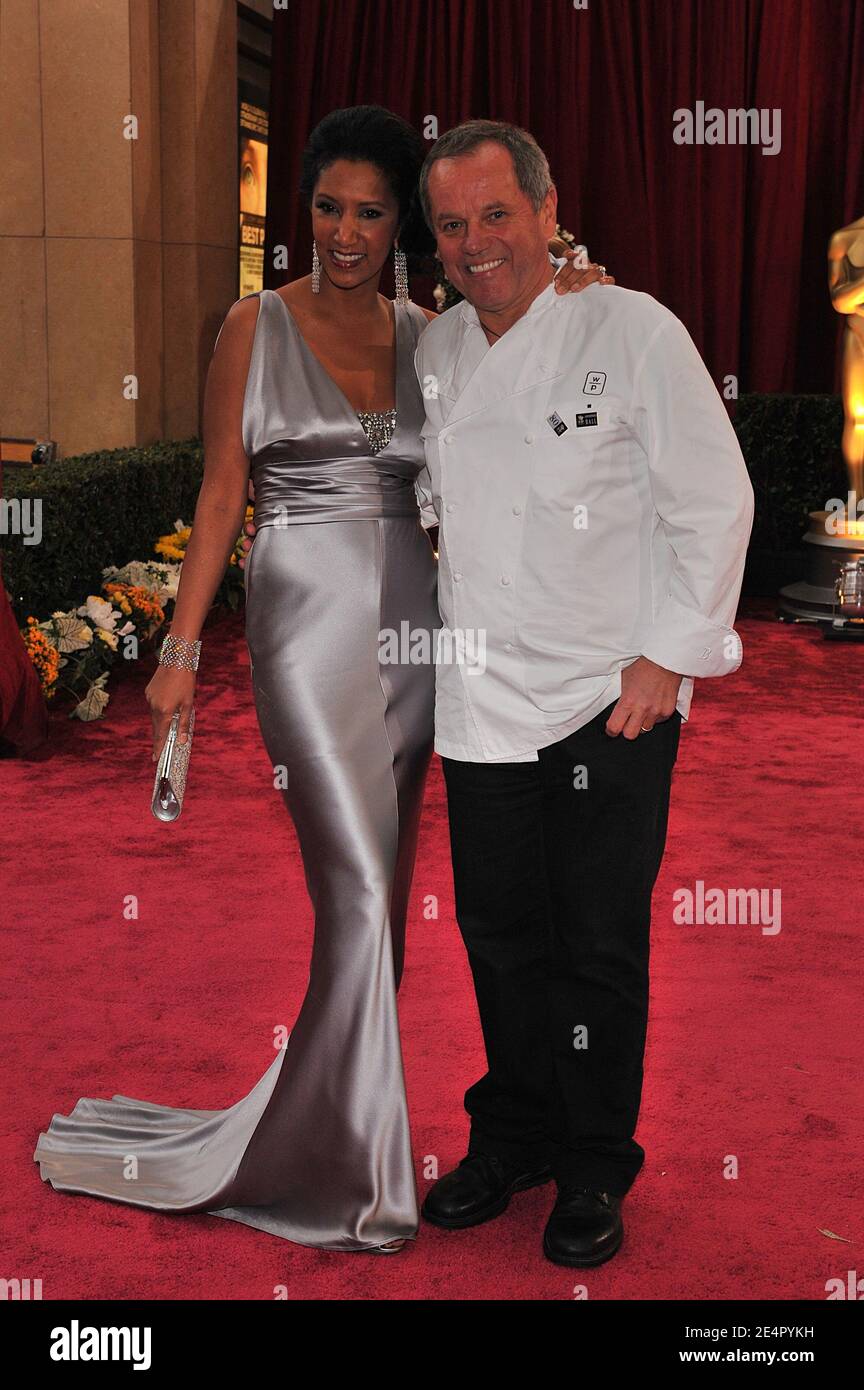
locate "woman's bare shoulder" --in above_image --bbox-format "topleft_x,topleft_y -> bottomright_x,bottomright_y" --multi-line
211,292 -> 262,357
274,277 -> 315,312
225,290 -> 263,318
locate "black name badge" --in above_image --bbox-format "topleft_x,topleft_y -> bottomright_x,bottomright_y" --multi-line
575,412 -> 598,428
546,411 -> 568,436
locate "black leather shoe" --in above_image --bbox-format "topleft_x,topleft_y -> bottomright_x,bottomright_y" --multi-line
421,1152 -> 553,1229
542,1185 -> 624,1266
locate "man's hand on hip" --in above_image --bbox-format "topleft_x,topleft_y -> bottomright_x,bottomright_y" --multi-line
605,656 -> 684,740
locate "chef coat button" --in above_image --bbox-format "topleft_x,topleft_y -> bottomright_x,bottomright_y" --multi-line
524,434 -> 534,445
444,434 -> 454,444
500,574 -> 511,586
453,571 -> 463,582
445,503 -> 455,512
512,505 -> 522,515
504,642 -> 513,651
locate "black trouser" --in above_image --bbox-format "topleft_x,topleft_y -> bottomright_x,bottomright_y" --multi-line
441,700 -> 682,1197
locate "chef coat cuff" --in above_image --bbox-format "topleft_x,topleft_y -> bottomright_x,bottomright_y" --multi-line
640,595 -> 743,677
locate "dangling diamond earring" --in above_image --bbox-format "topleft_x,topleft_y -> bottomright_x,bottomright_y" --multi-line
311,242 -> 321,294
394,244 -> 409,306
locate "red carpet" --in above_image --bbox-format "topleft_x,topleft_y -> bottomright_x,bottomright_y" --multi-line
5,599 -> 862,1300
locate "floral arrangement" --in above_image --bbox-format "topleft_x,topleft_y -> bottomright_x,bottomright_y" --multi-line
18,507 -> 252,721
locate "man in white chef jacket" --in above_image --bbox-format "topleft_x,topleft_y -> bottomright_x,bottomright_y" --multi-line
414,120 -> 754,1267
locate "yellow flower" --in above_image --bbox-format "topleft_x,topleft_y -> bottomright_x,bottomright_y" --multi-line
154,540 -> 186,561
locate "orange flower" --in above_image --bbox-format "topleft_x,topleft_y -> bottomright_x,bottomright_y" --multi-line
21,620 -> 61,694
102,581 -> 164,627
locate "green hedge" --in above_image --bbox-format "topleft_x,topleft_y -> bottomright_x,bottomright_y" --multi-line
1,439 -> 205,621
734,393 -> 848,593
0,395 -> 851,619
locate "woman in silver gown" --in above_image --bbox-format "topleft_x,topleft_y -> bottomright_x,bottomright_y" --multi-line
33,107 -> 439,1255
32,106 -> 606,1255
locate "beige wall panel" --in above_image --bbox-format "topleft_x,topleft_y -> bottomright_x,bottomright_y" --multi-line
132,231 -> 163,443
1,0 -> 241,454
130,0 -> 162,245
0,238 -> 49,439
48,237 -> 133,455
1,0 -> 45,236
41,0 -> 133,238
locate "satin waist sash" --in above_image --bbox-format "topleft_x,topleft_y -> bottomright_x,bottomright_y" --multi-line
250,446 -> 421,527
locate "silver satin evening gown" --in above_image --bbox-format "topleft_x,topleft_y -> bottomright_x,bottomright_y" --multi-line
33,289 -> 440,1252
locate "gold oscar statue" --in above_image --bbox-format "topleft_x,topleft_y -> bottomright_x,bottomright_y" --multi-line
828,215 -> 864,500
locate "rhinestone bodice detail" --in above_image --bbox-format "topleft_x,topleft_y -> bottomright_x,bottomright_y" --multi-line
356,408 -> 397,455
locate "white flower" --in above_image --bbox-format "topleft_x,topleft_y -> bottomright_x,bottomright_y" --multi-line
76,594 -> 119,632
101,560 -> 180,603
156,566 -> 181,601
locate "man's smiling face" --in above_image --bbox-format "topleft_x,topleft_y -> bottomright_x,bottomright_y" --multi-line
427,141 -> 558,318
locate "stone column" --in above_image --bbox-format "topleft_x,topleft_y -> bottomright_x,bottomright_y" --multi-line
0,0 -> 238,458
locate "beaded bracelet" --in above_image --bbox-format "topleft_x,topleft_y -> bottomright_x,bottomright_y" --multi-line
158,633 -> 202,672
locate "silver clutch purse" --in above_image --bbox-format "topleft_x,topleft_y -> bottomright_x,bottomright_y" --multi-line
151,707 -> 196,822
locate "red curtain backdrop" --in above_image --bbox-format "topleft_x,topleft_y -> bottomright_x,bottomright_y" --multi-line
266,0 -> 864,395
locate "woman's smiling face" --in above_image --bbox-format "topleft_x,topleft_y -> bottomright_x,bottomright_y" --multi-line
311,159 -> 401,292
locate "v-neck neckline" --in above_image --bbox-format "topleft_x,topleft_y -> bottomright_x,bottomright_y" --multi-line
267,288 -> 402,454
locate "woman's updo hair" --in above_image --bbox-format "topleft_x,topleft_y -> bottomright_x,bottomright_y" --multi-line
299,105 -> 434,260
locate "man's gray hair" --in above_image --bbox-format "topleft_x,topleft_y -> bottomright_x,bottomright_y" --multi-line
418,119 -> 554,229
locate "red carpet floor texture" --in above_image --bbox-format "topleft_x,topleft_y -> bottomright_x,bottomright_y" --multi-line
3,598 -> 862,1301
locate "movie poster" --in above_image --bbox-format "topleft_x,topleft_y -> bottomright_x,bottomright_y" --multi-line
239,97 -> 268,297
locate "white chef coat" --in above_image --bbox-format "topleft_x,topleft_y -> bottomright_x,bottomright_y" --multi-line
413,272 -> 755,763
